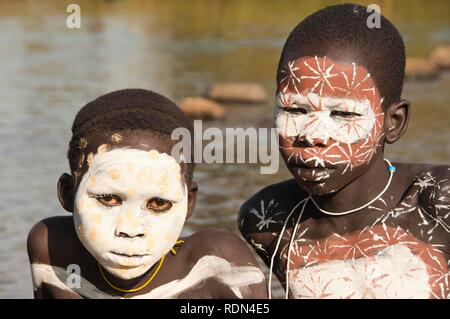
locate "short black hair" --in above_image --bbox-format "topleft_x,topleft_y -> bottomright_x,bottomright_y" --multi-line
68,88 -> 195,182
277,3 -> 405,108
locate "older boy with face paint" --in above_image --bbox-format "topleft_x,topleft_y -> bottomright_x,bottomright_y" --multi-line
239,4 -> 450,299
27,89 -> 266,299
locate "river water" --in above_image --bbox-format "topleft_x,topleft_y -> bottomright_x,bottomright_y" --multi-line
0,0 -> 449,298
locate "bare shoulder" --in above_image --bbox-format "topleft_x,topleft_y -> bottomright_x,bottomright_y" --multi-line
27,216 -> 73,264
27,216 -> 85,274
27,218 -> 51,265
27,216 -> 83,299
414,164 -> 450,217
185,228 -> 260,266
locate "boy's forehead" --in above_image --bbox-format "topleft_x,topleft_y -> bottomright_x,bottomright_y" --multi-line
85,129 -> 175,155
73,129 -> 190,186
88,148 -> 184,188
278,55 -> 381,102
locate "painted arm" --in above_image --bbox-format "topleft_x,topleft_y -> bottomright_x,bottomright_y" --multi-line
193,228 -> 268,299
418,165 -> 450,250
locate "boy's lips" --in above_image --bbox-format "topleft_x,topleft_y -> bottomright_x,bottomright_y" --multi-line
106,251 -> 152,266
110,251 -> 150,258
285,152 -> 337,169
291,165 -> 336,182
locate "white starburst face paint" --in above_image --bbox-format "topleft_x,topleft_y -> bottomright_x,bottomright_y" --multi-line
74,148 -> 187,280
275,92 -> 377,144
276,56 -> 385,173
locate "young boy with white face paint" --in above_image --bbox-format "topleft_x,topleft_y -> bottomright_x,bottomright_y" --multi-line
27,89 -> 266,299
239,4 -> 450,299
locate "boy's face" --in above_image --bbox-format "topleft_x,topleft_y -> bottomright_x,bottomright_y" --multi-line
71,132 -> 189,280
275,56 -> 385,194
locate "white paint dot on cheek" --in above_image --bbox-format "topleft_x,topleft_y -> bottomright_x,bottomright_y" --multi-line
108,169 -> 120,180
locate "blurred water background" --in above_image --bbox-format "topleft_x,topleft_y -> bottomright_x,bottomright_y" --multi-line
0,0 -> 449,298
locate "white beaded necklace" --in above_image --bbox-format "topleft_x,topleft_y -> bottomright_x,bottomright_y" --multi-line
310,158 -> 396,216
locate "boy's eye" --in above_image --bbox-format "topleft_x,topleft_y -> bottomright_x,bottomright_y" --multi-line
283,107 -> 307,114
330,110 -> 361,118
147,198 -> 173,213
94,194 -> 122,207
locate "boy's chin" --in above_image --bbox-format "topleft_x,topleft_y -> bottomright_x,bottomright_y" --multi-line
289,167 -> 341,195
101,263 -> 151,280
292,165 -> 368,196
295,179 -> 339,195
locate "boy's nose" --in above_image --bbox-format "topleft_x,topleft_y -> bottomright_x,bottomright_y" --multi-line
296,134 -> 328,147
115,229 -> 145,238
115,213 -> 145,238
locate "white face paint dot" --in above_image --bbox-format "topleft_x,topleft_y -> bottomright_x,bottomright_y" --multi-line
79,138 -> 88,149
97,144 -> 111,154
149,149 -> 160,160
108,169 -> 120,180
111,133 -> 123,143
86,153 -> 94,167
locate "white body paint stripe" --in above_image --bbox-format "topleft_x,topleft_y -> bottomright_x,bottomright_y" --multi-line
31,256 -> 264,299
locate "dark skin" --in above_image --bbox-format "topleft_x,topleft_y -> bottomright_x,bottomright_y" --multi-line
27,130 -> 267,299
239,53 -> 450,298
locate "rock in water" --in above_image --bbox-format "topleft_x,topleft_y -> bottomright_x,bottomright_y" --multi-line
179,97 -> 225,120
207,83 -> 267,104
430,44 -> 450,70
405,57 -> 439,81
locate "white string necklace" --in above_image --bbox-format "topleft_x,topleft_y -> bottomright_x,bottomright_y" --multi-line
310,158 -> 396,216
267,158 -> 396,299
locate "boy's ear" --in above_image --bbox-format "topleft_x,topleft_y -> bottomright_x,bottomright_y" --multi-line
186,181 -> 198,220
384,99 -> 410,144
57,173 -> 75,213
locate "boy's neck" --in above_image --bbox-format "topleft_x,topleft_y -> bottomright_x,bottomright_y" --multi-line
312,154 -> 392,214
100,261 -> 161,295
